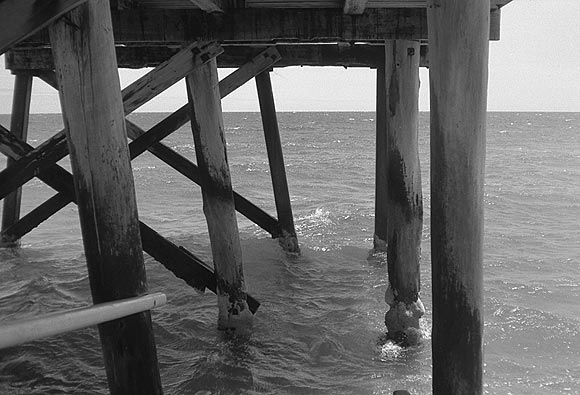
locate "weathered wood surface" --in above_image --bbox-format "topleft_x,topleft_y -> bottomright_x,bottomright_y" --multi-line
0,130 -> 67,201
141,225 -> 261,313
6,43 -> 431,71
374,62 -> 388,251
17,8 -> 428,44
0,125 -> 76,196
0,193 -> 71,243
255,71 -> 299,253
48,1 -> 162,393
343,0 -> 369,14
382,39 -> 424,345
0,0 -> 87,55
187,58 -> 253,332
220,47 -> 281,97
1,74 -> 33,247
428,0 -> 489,393
121,41 -> 222,114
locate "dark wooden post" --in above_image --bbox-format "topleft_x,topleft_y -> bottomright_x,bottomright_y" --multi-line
48,1 -> 162,393
255,70 -> 299,253
1,73 -> 32,248
186,57 -> 253,333
428,0 -> 489,393
374,60 -> 388,251
382,40 -> 424,346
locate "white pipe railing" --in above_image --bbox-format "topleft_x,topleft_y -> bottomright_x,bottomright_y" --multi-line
0,292 -> 167,349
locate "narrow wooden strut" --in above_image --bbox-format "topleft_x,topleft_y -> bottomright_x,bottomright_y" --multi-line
255,70 -> 299,252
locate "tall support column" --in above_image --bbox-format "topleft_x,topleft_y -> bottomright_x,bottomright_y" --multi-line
1,73 -> 32,248
255,70 -> 299,253
186,57 -> 253,333
428,1 -> 489,393
48,1 -> 162,394
381,40 -> 424,346
374,61 -> 388,251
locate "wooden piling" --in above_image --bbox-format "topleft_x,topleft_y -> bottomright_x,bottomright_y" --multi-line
186,57 -> 253,333
382,39 -> 424,345
1,73 -> 32,247
427,0 -> 489,393
374,61 -> 388,251
48,1 -> 162,393
255,70 -> 299,253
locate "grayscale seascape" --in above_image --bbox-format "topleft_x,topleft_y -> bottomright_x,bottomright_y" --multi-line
1,112 -> 579,394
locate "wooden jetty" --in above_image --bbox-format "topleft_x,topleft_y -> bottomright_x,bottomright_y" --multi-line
0,0 -> 513,393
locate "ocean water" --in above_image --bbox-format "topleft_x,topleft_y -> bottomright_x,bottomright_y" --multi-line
0,112 -> 579,394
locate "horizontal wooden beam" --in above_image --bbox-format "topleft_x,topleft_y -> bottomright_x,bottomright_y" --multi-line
18,8 -> 427,44
6,43 -> 430,71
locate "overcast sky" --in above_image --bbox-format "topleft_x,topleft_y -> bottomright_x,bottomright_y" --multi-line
0,0 -> 578,113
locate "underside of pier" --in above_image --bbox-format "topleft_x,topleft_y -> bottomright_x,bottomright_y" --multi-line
0,1 -> 513,394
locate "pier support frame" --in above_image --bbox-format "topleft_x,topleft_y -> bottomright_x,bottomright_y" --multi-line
255,70 -> 299,253
428,0 -> 489,393
1,73 -> 32,248
48,1 -> 162,393
186,57 -> 253,333
380,40 -> 424,345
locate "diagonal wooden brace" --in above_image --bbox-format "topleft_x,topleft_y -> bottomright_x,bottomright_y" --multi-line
0,129 -> 260,313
